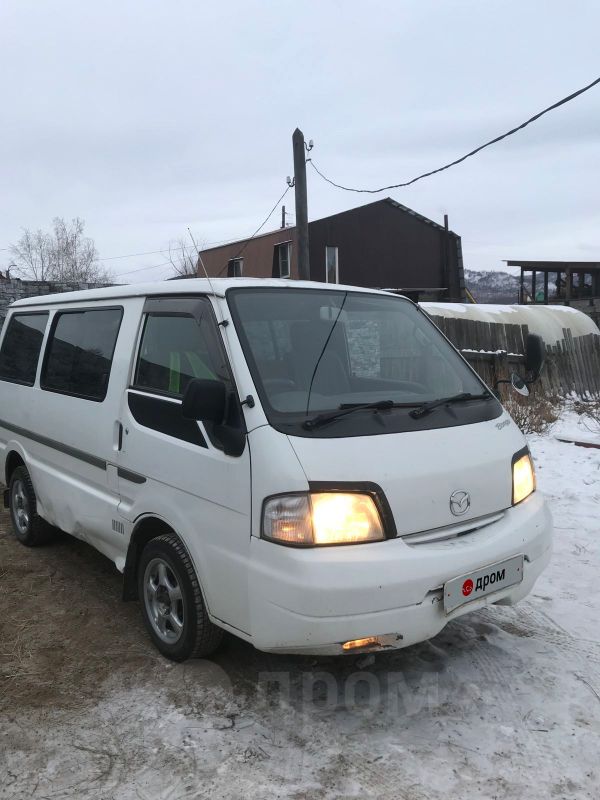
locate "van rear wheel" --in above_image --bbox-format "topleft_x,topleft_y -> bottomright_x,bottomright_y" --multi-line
8,466 -> 54,547
138,533 -> 223,661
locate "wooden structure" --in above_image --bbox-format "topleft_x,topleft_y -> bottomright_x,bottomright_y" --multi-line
507,260 -> 600,307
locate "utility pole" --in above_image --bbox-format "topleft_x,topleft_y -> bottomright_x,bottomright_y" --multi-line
281,205 -> 286,229
292,127 -> 310,280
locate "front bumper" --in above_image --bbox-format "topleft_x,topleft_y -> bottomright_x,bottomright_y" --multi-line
246,492 -> 553,654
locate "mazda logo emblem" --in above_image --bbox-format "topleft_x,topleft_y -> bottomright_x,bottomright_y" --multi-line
450,490 -> 470,516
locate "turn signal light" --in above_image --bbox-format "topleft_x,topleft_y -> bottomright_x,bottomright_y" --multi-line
342,637 -> 379,651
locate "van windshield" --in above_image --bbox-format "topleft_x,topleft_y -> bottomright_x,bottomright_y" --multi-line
227,287 -> 500,437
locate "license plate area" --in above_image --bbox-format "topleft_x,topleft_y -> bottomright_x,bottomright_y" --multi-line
444,554 -> 524,614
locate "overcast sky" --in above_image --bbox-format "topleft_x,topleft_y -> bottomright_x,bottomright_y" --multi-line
1,0 -> 599,282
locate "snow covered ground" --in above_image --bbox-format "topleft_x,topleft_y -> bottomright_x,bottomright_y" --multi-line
1,410 -> 599,799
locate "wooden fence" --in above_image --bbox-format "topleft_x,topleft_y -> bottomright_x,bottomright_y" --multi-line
427,314 -> 600,399
542,331 -> 600,398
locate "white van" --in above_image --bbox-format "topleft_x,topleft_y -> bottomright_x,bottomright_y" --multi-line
0,279 -> 552,661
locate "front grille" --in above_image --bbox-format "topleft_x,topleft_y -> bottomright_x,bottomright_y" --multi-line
401,511 -> 505,546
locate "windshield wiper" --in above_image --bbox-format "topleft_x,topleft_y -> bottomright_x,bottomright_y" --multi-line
303,399 -> 407,430
409,391 -> 492,419
302,391 -> 492,430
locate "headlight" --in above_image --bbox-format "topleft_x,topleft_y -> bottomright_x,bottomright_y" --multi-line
512,450 -> 536,505
262,492 -> 385,546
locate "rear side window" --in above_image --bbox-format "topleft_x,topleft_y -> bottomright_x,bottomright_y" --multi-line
0,313 -> 49,386
41,308 -> 123,401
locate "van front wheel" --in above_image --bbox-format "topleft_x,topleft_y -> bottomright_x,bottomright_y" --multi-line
9,466 -> 54,547
138,533 -> 223,661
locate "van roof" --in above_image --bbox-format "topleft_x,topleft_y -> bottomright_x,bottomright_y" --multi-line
10,278 -> 400,308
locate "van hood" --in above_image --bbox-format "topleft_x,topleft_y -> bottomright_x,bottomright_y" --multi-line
287,412 -> 527,537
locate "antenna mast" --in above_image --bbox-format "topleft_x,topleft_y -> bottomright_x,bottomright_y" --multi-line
187,228 -> 228,325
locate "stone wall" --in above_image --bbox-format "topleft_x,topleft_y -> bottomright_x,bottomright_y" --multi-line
0,277 -> 113,331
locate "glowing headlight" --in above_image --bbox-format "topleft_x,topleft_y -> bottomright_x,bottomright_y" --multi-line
512,450 -> 536,505
262,492 -> 385,546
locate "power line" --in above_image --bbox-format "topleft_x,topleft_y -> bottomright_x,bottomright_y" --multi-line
97,235 -> 244,262
308,75 -> 600,194
2,207 -> 293,277
115,184 -> 292,280
116,258 -> 174,277
1,235 -> 264,265
8,76 -> 597,265
114,186 -> 292,280
1,243 -> 175,264
217,184 -> 291,276
100,247 -> 181,262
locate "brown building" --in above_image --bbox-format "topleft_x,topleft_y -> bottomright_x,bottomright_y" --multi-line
198,198 -> 466,301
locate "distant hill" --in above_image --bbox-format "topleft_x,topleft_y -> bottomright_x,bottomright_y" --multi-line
464,269 -> 520,304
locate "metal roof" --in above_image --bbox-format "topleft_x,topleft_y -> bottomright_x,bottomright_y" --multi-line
303,197 -> 457,235
383,198 -> 457,234
506,260 -> 600,271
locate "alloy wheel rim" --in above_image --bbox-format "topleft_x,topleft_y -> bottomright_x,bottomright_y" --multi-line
143,558 -> 185,644
12,480 -> 30,535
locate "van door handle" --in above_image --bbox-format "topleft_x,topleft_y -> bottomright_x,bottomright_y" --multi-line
114,421 -> 123,451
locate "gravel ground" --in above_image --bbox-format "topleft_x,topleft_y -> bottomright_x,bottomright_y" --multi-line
0,427 -> 599,799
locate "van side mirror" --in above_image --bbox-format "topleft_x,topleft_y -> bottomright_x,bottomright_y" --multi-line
182,379 -> 226,423
511,372 -> 529,397
525,333 -> 545,382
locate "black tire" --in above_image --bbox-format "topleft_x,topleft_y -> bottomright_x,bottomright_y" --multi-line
8,465 -> 54,547
137,533 -> 223,661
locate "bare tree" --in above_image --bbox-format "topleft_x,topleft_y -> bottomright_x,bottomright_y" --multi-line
9,228 -> 53,280
50,217 -> 102,282
10,217 -> 113,283
167,237 -> 199,278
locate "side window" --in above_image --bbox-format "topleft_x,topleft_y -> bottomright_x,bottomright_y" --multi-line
134,311 -> 228,398
0,312 -> 49,385
41,308 -> 123,401
227,258 -> 243,277
325,246 -> 339,283
131,301 -> 242,451
277,243 -> 291,278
